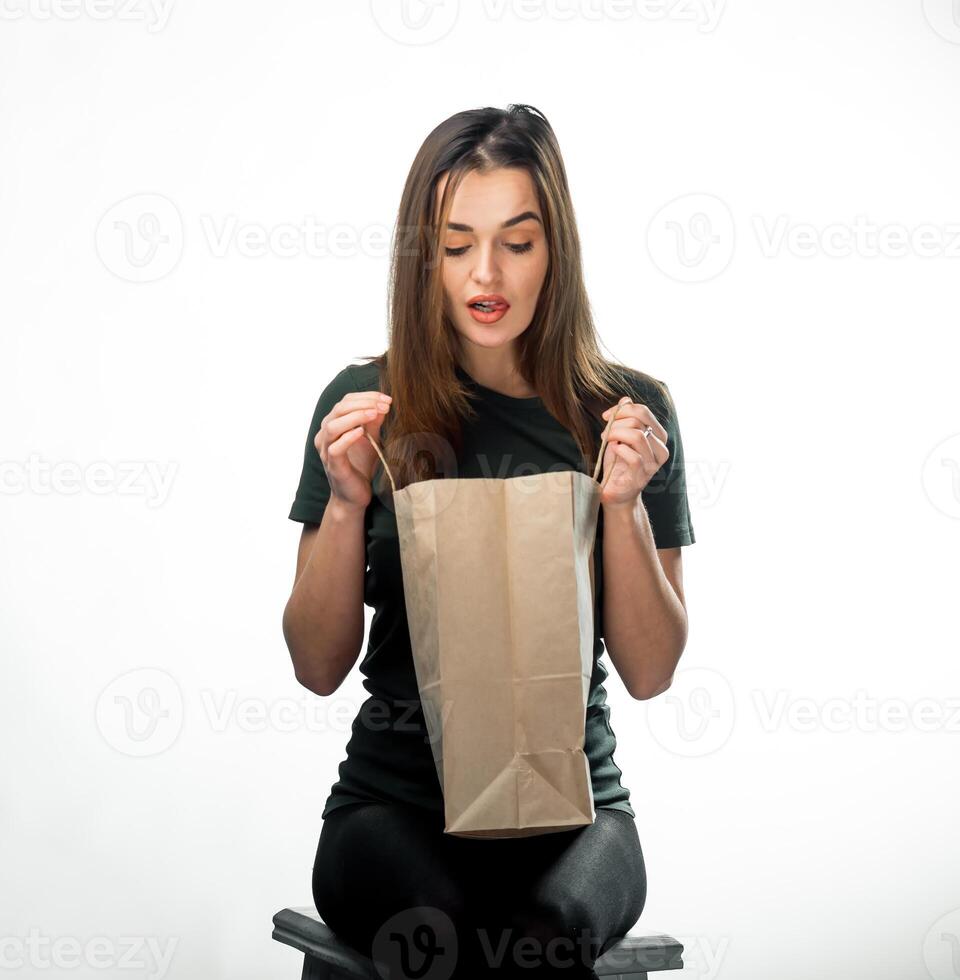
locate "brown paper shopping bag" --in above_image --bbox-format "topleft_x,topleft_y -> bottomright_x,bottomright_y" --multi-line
363,400 -> 630,839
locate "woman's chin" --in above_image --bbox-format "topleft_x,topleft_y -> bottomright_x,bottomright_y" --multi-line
456,318 -> 526,349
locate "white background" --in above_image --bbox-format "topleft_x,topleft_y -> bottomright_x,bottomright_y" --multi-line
2,2 -> 959,979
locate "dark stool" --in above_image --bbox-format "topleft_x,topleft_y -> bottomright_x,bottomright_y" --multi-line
272,905 -> 684,979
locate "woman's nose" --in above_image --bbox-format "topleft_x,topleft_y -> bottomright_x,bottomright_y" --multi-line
470,242 -> 500,284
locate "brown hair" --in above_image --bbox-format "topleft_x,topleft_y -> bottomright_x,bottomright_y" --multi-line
358,103 -> 671,495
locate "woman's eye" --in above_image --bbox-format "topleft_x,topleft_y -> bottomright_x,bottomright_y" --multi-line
443,242 -> 534,258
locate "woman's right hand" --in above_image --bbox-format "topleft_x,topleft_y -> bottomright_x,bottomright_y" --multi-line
314,390 -> 393,512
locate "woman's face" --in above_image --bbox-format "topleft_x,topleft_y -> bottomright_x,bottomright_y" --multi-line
437,167 -> 549,356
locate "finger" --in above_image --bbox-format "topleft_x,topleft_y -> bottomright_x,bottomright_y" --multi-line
631,429 -> 670,473
599,400 -> 635,444
601,401 -> 668,444
602,404 -> 668,445
601,396 -> 634,420
318,403 -> 391,467
603,418 -> 659,463
340,389 -> 392,403
601,437 -> 634,486
326,403 -> 391,441
324,424 -> 368,470
335,393 -> 393,416
645,432 -> 669,468
608,427 -> 658,471
612,441 -> 645,472
337,391 -> 393,408
332,392 -> 393,420
600,439 -> 624,486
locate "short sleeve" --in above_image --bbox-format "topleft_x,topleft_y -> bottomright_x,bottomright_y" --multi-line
287,366 -> 357,526
620,374 -> 696,549
642,382 -> 696,548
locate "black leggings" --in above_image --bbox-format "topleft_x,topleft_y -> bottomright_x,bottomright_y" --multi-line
311,802 -> 647,978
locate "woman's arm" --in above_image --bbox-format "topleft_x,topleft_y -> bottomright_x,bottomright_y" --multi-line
282,499 -> 367,696
601,500 -> 688,700
596,379 -> 694,700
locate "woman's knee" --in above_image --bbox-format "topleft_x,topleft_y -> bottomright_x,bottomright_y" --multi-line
313,882 -> 473,965
367,894 -> 473,978
309,805 -> 474,956
506,887 -> 598,972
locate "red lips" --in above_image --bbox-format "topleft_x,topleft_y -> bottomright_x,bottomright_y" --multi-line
467,294 -> 509,309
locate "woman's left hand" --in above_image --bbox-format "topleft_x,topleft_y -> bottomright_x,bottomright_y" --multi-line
598,396 -> 670,509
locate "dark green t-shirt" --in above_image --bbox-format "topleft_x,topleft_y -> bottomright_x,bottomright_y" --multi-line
288,359 -> 696,821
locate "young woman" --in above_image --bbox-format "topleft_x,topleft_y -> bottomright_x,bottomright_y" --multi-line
283,104 -> 695,978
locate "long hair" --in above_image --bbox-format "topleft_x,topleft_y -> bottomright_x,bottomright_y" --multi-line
358,102 -> 671,496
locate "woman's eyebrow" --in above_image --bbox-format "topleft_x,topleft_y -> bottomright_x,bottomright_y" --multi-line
446,211 -> 542,232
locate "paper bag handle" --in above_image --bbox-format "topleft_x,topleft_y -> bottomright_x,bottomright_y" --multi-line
362,398 -> 633,496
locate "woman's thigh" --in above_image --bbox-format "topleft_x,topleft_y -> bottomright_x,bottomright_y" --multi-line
311,804 -> 646,976
311,801 -> 473,960
466,809 -> 647,975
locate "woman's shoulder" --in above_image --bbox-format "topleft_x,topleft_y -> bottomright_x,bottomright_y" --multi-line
343,359 -> 383,392
605,362 -> 672,423
320,359 -> 383,397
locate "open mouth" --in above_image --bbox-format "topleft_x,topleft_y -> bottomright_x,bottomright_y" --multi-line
466,294 -> 510,323
467,296 -> 509,312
